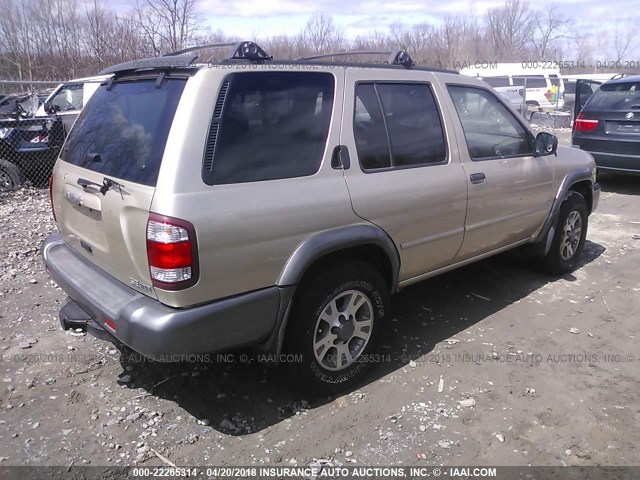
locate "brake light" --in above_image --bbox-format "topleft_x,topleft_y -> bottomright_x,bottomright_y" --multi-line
574,113 -> 599,133
146,213 -> 198,290
49,176 -> 56,221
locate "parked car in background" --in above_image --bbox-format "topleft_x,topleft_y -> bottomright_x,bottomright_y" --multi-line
460,63 -> 565,115
43,43 -> 599,395
0,75 -> 111,191
573,75 -> 640,175
36,74 -> 111,132
0,92 -> 42,119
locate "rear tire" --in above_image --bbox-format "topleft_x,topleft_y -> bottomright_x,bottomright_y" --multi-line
0,159 -> 22,192
284,260 -> 390,397
541,192 -> 588,275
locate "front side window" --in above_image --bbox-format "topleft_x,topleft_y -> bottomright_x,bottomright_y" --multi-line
204,72 -> 334,185
448,85 -> 532,160
353,83 -> 447,171
50,84 -> 83,112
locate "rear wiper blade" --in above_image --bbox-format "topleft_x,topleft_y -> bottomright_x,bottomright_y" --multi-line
77,177 -> 102,189
100,177 -> 125,199
76,177 -> 124,198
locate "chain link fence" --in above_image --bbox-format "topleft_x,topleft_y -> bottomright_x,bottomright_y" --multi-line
0,80 -> 68,191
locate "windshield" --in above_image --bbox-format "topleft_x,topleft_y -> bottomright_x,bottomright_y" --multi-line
61,78 -> 186,186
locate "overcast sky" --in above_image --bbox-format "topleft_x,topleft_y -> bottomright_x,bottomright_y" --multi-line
192,0 -> 639,43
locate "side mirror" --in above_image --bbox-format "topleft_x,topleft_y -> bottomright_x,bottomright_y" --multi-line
44,101 -> 60,114
534,132 -> 558,156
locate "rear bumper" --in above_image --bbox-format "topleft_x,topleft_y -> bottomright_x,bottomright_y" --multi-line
42,233 -> 282,359
592,151 -> 640,174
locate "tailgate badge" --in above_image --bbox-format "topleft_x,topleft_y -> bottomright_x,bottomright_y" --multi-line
626,112 -> 634,120
65,190 -> 84,206
129,278 -> 152,293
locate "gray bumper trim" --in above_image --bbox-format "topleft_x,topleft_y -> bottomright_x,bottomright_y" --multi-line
42,233 -> 281,359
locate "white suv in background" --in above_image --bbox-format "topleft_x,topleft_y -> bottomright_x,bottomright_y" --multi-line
36,74 -> 111,132
460,63 -> 565,114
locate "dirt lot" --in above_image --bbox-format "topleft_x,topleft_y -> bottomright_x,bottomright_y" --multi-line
1,135 -> 639,469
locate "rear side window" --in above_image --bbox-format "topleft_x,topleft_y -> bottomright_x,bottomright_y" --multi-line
354,83 -> 447,171
586,81 -> 640,110
203,72 -> 335,185
62,78 -> 186,186
483,76 -> 510,88
512,76 -> 546,88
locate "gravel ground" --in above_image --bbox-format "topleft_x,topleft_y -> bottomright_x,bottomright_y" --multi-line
1,138 -> 639,469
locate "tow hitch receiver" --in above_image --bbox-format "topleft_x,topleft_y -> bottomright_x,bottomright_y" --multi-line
59,300 -> 116,343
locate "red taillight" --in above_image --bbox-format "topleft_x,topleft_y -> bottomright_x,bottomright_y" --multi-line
104,318 -> 117,331
147,241 -> 192,269
574,113 -> 599,133
146,213 -> 198,290
49,176 -> 56,221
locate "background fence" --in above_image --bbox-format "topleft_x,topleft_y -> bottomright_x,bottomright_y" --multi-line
0,80 -> 67,190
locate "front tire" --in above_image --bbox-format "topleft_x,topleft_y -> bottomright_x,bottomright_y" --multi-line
284,260 -> 390,396
541,192 -> 588,274
0,159 -> 22,192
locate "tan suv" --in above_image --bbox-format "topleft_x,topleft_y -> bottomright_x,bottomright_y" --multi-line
42,42 -> 600,395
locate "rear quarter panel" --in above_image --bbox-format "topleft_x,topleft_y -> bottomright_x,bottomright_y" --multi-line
151,67 -> 363,308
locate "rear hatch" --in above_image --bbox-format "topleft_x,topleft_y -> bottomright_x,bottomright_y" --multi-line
53,75 -> 187,299
574,79 -> 640,155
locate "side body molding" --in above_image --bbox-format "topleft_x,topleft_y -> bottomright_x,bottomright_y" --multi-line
277,223 -> 401,291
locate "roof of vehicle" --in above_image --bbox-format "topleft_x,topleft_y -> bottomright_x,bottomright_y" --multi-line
603,74 -> 640,85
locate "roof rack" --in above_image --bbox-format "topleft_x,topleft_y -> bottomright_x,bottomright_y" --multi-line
298,50 -> 415,68
99,41 -> 273,75
165,41 -> 272,63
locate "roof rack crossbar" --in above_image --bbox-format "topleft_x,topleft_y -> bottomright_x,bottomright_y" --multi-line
163,42 -> 237,57
298,51 -> 392,61
298,50 -> 415,67
165,41 -> 272,63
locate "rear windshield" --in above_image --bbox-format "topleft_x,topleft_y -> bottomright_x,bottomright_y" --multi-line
586,81 -> 640,110
61,78 -> 186,186
203,72 -> 334,185
483,76 -> 510,88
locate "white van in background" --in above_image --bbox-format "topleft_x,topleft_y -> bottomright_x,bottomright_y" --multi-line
460,63 -> 565,114
36,74 -> 111,132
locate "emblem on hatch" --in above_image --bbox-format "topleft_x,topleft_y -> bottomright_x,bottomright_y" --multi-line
129,278 -> 152,292
626,112 -> 634,120
65,190 -> 84,206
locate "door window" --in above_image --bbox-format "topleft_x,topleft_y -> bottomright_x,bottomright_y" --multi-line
354,83 -> 447,170
448,85 -> 532,160
50,84 -> 84,112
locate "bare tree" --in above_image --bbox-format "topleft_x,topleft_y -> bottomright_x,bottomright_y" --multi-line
613,19 -> 638,61
486,0 -> 535,60
301,14 -> 345,55
532,6 -> 569,59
